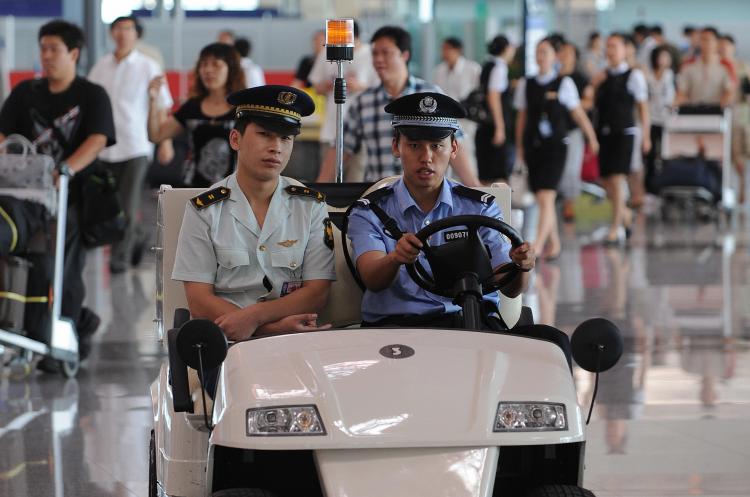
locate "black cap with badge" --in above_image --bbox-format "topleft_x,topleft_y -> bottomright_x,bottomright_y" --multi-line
227,85 -> 315,136
384,92 -> 467,141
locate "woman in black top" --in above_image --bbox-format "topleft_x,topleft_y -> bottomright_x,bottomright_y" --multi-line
148,42 -> 245,187
515,38 -> 598,260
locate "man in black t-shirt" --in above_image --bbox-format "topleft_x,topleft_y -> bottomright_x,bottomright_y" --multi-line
0,20 -> 116,368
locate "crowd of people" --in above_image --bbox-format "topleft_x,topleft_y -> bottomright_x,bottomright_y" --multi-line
0,16 -> 748,369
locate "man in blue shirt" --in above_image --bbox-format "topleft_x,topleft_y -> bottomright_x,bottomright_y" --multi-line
347,92 -> 535,328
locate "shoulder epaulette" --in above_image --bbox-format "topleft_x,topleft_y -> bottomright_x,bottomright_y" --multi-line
285,185 -> 326,203
355,186 -> 394,207
190,186 -> 230,210
452,185 -> 494,205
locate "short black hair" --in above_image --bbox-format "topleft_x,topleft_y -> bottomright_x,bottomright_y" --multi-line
650,25 -> 663,36
720,34 -> 735,45
38,19 -> 85,52
371,26 -> 412,60
111,15 -> 143,38
443,37 -> 463,51
702,26 -> 719,38
683,25 -> 696,35
589,31 -> 600,42
544,34 -> 565,52
353,20 -> 360,39
633,24 -> 649,36
487,34 -> 510,56
650,45 -> 671,71
234,37 -> 251,58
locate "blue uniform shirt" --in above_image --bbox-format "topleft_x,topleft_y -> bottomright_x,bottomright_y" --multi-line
347,178 -> 512,322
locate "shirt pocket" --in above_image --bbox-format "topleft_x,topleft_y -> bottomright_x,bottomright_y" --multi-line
270,247 -> 305,278
215,248 -> 254,293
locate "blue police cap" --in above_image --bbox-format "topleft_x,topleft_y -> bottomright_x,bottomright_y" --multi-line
227,85 -> 315,136
384,92 -> 467,140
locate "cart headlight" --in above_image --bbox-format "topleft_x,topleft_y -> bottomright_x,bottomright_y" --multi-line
247,405 -> 326,436
494,402 -> 567,432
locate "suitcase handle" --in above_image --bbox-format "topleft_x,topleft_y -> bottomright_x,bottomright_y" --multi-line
0,134 -> 37,157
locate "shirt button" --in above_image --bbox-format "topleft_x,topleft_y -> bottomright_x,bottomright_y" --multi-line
289,262 -> 297,268
259,245 -> 266,251
424,220 -> 431,225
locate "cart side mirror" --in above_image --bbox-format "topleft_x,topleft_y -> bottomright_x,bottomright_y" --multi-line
176,319 -> 228,371
571,318 -> 623,373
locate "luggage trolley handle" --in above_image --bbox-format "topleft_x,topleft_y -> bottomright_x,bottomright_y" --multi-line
51,164 -> 73,322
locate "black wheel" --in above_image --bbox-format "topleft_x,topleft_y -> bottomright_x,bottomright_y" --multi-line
525,484 -> 596,497
149,430 -> 157,497
59,358 -> 79,378
212,489 -> 278,497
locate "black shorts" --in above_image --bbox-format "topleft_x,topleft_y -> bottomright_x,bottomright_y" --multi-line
598,133 -> 635,177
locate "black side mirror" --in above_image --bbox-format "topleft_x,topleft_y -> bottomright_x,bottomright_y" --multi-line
176,319 -> 228,371
571,318 -> 623,373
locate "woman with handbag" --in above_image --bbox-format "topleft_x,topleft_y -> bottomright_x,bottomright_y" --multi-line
147,42 -> 245,187
515,38 -> 599,260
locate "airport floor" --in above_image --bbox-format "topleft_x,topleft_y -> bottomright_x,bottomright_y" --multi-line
1,197 -> 749,497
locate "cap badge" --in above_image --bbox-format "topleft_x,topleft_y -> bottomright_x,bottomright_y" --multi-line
278,91 -> 297,105
418,96 -> 438,114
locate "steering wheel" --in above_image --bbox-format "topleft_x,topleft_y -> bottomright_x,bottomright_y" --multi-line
404,214 -> 524,299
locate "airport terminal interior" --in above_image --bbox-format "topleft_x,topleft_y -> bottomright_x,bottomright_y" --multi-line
1,1 -> 749,496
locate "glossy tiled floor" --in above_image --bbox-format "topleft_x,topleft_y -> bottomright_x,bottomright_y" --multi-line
1,198 -> 748,497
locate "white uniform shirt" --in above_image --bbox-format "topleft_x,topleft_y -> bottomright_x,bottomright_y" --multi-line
487,57 -> 509,93
432,56 -> 482,101
241,57 -> 266,88
172,174 -> 336,309
308,43 -> 378,145
513,71 -> 581,111
88,49 -> 173,162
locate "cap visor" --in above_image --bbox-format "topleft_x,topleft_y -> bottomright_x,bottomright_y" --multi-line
243,114 -> 301,136
397,126 -> 454,141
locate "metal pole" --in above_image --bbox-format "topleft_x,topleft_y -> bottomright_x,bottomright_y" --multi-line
335,60 -> 345,183
51,174 -> 69,322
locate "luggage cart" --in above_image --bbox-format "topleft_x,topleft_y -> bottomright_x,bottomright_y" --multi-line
660,106 -> 735,223
0,135 -> 79,377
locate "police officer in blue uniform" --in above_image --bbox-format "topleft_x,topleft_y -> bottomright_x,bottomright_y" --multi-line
347,92 -> 536,329
172,85 -> 336,342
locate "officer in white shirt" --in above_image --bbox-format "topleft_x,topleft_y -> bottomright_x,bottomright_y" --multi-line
172,85 -> 336,342
88,15 -> 173,273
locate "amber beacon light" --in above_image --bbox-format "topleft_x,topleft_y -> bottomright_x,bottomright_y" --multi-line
325,18 -> 355,183
325,18 -> 354,61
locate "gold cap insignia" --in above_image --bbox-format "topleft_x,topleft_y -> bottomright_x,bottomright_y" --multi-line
278,91 -> 297,105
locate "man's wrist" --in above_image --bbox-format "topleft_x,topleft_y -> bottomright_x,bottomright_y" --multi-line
59,161 -> 75,177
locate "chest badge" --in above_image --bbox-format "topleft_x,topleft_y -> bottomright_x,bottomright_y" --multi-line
277,239 -> 298,248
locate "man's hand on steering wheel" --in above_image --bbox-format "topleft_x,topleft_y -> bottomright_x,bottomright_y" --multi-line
389,233 -> 423,265
508,242 -> 536,273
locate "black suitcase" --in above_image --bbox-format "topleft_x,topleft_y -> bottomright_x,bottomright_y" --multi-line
652,156 -> 721,200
